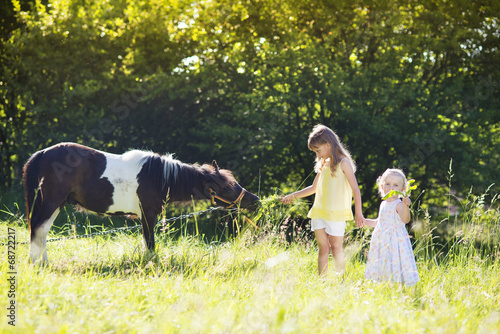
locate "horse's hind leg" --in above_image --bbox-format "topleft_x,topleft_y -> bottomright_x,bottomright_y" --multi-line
29,206 -> 61,265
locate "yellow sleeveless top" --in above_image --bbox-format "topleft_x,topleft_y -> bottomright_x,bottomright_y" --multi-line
307,159 -> 354,221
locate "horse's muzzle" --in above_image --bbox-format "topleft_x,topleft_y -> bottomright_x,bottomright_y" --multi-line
241,192 -> 260,210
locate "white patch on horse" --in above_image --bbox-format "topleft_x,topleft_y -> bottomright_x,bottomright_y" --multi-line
99,150 -> 180,215
30,208 -> 60,264
100,151 -> 146,215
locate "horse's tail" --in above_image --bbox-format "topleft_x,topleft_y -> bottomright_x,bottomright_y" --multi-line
23,149 -> 45,231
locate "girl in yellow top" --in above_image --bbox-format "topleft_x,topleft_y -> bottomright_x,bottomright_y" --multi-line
281,124 -> 364,275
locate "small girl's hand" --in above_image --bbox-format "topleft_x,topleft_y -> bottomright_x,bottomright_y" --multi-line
280,194 -> 295,204
402,197 -> 412,207
364,218 -> 378,228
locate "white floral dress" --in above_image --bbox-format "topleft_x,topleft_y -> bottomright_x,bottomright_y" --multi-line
365,200 -> 420,286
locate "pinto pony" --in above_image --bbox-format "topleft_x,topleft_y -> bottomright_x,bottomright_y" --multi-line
23,143 -> 259,264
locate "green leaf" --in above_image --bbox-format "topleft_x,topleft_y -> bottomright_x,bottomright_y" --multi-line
382,190 -> 404,200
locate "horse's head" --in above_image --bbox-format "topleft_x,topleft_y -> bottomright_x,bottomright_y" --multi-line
203,161 -> 259,210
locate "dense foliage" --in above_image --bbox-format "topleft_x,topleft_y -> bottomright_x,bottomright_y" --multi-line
1,0 -> 499,214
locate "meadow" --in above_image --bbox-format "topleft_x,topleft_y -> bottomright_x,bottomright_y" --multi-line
0,189 -> 499,333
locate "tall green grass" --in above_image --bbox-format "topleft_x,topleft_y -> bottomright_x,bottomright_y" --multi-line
0,185 -> 499,333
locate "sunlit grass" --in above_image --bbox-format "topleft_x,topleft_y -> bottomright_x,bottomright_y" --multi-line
0,186 -> 499,333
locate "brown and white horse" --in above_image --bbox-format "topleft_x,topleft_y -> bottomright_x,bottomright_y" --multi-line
23,142 -> 259,264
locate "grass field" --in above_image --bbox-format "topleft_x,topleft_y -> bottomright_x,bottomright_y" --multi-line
1,191 -> 499,333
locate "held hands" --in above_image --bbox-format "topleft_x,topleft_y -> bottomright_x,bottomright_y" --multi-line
355,212 -> 364,228
363,217 -> 378,228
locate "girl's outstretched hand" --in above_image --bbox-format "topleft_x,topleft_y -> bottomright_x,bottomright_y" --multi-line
280,194 -> 295,204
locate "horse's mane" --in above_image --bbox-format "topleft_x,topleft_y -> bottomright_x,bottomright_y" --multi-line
135,150 -> 236,202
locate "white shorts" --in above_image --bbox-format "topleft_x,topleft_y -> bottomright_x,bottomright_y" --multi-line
311,218 -> 346,237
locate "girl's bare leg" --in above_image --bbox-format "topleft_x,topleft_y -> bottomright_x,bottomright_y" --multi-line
329,235 -> 345,274
314,229 -> 330,276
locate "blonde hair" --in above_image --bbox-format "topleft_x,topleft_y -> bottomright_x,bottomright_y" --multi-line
307,124 -> 356,175
376,168 -> 408,197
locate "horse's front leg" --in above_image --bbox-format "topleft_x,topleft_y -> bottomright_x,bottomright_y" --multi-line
140,210 -> 157,255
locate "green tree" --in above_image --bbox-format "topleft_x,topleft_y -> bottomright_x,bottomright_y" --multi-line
1,0 -> 498,216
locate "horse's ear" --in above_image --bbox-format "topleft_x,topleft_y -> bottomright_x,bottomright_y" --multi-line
212,160 -> 220,174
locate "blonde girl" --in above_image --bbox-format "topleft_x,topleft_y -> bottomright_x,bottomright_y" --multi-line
364,168 -> 419,286
281,124 -> 364,275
